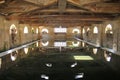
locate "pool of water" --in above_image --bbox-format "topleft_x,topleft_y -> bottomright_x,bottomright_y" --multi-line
0,40 -> 120,80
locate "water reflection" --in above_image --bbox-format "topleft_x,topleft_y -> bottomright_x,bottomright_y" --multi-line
24,48 -> 29,54
71,62 -> 77,68
75,73 -> 84,79
73,56 -> 94,60
104,51 -> 112,62
45,63 -> 52,67
82,42 -> 85,47
41,41 -> 49,46
72,41 -> 80,47
36,42 -> 39,47
11,51 -> 18,61
41,74 -> 49,80
54,41 -> 66,47
93,48 -> 98,54
1,40 -> 120,80
86,45 -> 89,51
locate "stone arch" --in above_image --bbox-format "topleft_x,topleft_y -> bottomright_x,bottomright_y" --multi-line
105,24 -> 113,47
41,28 -> 49,33
72,28 -> 80,38
93,26 -> 98,34
72,28 -> 80,34
10,24 -> 17,45
24,26 -> 28,34
105,24 -> 113,34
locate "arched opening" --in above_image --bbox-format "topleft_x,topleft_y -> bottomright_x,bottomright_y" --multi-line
31,27 -> 35,33
54,26 -> 67,33
41,28 -> 50,41
41,28 -> 49,33
72,28 -> 80,38
93,26 -> 99,45
104,24 -> 113,48
105,24 -> 113,33
93,26 -> 98,34
10,24 -> 17,45
82,28 -> 85,34
72,28 -> 80,34
105,24 -> 113,38
36,28 -> 38,34
24,26 -> 28,34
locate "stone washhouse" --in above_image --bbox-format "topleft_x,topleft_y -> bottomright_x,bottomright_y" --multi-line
0,0 -> 120,80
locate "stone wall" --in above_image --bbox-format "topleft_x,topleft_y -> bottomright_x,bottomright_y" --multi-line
0,16 -> 39,52
81,17 -> 120,54
0,15 -> 120,54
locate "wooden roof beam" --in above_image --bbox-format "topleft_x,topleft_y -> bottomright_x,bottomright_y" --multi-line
58,0 -> 67,13
19,21 -> 92,26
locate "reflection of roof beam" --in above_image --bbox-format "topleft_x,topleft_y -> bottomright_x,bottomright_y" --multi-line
58,0 -> 67,13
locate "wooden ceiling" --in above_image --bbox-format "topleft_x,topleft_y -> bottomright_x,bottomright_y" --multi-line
0,0 -> 120,26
